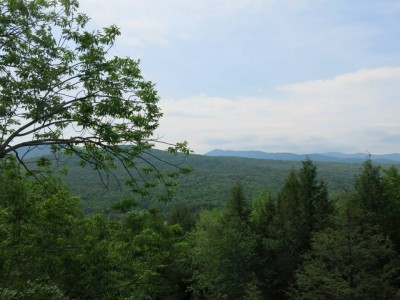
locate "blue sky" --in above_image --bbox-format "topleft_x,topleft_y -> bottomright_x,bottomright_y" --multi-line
80,0 -> 400,154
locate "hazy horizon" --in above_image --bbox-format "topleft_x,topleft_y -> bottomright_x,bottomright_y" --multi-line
202,148 -> 399,156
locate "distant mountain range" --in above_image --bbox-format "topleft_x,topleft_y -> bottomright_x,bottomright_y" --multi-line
15,145 -> 55,159
13,147 -> 368,212
205,149 -> 400,164
11,146 -> 400,212
14,146 -> 400,164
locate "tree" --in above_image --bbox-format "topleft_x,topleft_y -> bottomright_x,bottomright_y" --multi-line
290,194 -> 400,300
297,159 -> 333,232
168,204 -> 197,232
0,0 -> 189,195
250,192 -> 281,298
189,184 -> 260,299
189,210 -> 259,299
251,191 -> 275,235
354,158 -> 386,220
0,155 -> 80,298
226,181 -> 250,223
275,160 -> 332,252
382,166 -> 400,251
353,159 -> 400,249
0,155 -> 191,299
290,160 -> 400,299
264,160 -> 333,298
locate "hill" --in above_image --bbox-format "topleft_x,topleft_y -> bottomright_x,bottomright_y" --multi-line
205,149 -> 400,164
15,145 -> 54,159
22,150 -> 382,214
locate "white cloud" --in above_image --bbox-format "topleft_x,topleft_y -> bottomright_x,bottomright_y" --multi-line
75,2 -> 400,154
157,67 -> 400,154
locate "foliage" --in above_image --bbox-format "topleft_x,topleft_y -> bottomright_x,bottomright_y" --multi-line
226,181 -> 251,222
290,159 -> 400,299
168,204 -> 197,232
354,158 -> 386,221
2,2 -> 400,299
382,166 -> 400,250
256,160 -> 334,297
353,159 -> 400,249
189,185 -> 260,299
0,156 -> 80,298
0,279 -> 67,300
50,151 -> 366,213
189,210 -> 259,299
290,195 -> 400,299
0,156 -> 190,299
0,0 -> 189,197
2,148 -> 400,299
251,191 -> 275,233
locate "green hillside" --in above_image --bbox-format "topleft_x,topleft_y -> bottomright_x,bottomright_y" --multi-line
38,150 -> 379,214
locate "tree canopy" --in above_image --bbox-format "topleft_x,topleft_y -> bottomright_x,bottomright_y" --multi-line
0,0 -> 188,195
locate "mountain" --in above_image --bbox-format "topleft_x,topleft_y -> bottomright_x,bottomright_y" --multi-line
15,145 -> 53,159
16,146 -> 400,163
205,149 -> 400,164
19,148 -> 400,214
21,149 -> 366,213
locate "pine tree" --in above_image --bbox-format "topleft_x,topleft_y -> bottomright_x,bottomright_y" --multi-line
354,158 -> 386,221
189,183 -> 259,299
290,194 -> 400,300
226,181 -> 251,223
382,166 -> 400,251
265,160 -> 333,297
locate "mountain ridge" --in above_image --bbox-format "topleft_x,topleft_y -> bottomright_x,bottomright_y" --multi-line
16,147 -> 399,213
205,149 -> 400,164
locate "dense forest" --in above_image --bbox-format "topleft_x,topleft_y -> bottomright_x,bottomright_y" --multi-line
49,149 -> 365,214
2,155 -> 400,299
1,0 -> 400,298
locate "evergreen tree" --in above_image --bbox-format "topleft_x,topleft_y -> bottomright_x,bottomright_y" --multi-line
190,183 -> 259,299
290,194 -> 400,300
189,210 -> 259,299
354,159 -> 400,250
354,158 -> 386,223
298,159 -> 333,233
168,204 -> 197,232
251,191 -> 275,235
250,192 -> 280,298
382,166 -> 400,251
226,181 -> 251,223
264,160 -> 333,298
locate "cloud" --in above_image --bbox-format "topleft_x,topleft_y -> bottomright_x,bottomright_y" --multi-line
157,67 -> 400,154
75,2 -> 400,154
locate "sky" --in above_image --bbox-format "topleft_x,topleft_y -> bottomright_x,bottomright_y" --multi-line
79,0 -> 400,154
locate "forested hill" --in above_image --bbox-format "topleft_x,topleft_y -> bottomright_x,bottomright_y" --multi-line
206,149 -> 400,163
27,149 -> 391,213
